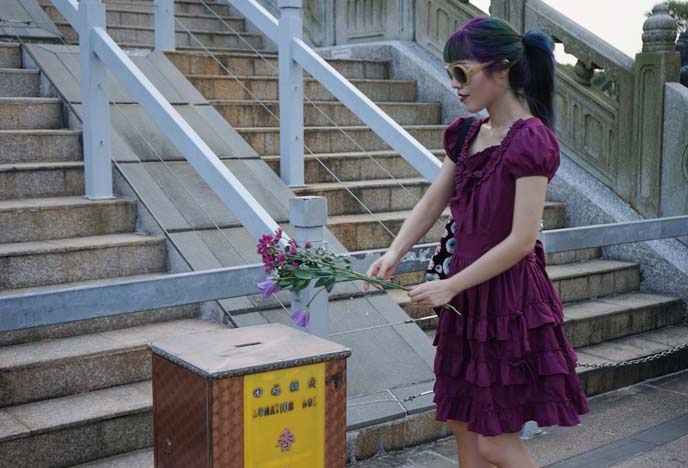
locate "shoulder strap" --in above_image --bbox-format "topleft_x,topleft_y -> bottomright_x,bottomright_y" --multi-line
451,116 -> 477,159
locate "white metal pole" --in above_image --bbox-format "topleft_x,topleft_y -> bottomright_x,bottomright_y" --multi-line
154,0 -> 175,51
79,0 -> 113,200
278,0 -> 305,187
289,196 -> 329,338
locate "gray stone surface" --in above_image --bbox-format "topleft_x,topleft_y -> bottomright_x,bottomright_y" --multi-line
0,0 -> 61,40
149,322 -> 352,378
661,83 -> 688,242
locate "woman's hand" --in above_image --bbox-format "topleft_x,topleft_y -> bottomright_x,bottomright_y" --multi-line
364,250 -> 402,291
407,280 -> 461,308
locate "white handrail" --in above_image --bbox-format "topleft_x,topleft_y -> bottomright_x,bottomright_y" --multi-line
221,0 -> 278,43
91,27 -> 285,246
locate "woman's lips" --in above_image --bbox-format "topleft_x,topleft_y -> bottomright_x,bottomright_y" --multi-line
459,94 -> 469,102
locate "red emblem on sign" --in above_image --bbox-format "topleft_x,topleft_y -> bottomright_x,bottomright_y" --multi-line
276,427 -> 296,452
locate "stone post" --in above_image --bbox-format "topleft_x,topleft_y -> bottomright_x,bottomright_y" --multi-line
633,3 -> 681,217
490,0 -> 527,34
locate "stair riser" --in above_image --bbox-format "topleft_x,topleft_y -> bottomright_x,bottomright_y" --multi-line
330,214 -> 449,252
44,6 -> 244,31
0,133 -> 81,163
294,183 -> 428,216
0,241 -> 166,290
241,127 -> 440,154
190,77 -> 417,102
0,72 -> 40,98
0,203 -> 137,244
0,304 -> 199,347
265,154 -> 425,182
0,349 -> 150,406
58,24 -> 261,50
0,102 -> 63,130
0,168 -> 83,200
169,53 -> 389,79
554,267 -> 640,303
0,411 -> 151,468
101,0 -> 230,16
0,45 -> 21,68
579,348 -> 688,397
545,247 -> 601,266
564,301 -> 684,348
216,102 -> 442,127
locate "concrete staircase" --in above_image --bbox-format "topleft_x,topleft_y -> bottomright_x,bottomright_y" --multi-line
0,40 -> 226,468
0,1 -> 681,466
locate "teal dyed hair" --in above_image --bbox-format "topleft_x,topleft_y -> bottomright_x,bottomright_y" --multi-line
443,16 -> 556,131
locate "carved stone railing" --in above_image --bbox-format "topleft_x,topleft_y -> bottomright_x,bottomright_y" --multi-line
493,0 -> 681,217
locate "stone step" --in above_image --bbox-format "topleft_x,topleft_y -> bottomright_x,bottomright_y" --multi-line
0,275 -> 201,347
410,290 -> 683,346
0,318 -> 222,408
328,208 -> 451,251
0,43 -> 21,68
262,149 -> 443,183
239,124 -> 441,155
328,201 -> 567,251
42,5 -> 245,31
0,233 -> 166,290
0,382 -> 154,468
0,196 -> 137,244
576,324 -> 688,396
0,161 -> 84,200
39,0 -> 231,16
70,449 -> 153,468
292,177 -> 428,216
213,100 -> 442,127
56,23 -> 263,50
0,69 -> 40,98
168,50 -> 389,79
0,98 -> 63,130
188,75 -> 417,101
0,129 -> 82,163
395,258 -> 640,304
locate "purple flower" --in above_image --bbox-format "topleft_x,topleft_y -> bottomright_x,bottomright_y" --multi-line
305,241 -> 312,249
257,276 -> 281,298
291,308 -> 310,327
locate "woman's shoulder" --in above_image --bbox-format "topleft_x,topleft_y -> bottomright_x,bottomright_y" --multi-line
443,115 -> 481,162
503,116 -> 560,181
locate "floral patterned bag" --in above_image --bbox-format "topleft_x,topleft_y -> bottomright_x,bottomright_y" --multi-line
425,116 -> 476,283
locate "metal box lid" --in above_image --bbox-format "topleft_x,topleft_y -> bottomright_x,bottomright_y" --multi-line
149,323 -> 352,379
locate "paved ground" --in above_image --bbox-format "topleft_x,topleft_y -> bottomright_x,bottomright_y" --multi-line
348,369 -> 688,467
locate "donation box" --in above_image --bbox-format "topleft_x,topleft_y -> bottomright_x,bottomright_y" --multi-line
149,323 -> 351,468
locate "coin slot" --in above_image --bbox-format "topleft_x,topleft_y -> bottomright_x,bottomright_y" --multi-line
235,341 -> 262,348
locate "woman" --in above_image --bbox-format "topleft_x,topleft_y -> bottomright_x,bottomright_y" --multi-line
364,16 -> 590,468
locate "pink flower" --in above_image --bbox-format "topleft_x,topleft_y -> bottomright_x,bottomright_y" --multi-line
291,308 -> 310,327
257,275 -> 281,298
305,241 -> 312,249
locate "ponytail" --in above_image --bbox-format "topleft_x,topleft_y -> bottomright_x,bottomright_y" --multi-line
518,28 -> 556,131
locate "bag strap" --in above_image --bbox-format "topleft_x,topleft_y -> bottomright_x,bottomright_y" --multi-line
451,116 -> 477,160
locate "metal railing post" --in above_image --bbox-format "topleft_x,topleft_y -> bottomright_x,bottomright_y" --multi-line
154,0 -> 175,51
289,196 -> 329,338
278,0 -> 305,187
79,0 -> 113,200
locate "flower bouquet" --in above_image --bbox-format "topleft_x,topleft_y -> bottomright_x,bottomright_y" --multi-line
256,227 -> 460,327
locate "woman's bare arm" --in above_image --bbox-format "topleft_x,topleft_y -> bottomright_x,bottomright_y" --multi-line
386,157 -> 457,259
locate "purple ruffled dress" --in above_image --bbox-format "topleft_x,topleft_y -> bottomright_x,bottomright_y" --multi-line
432,115 -> 590,436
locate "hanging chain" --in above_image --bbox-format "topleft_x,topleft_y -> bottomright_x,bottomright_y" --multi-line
576,340 -> 688,368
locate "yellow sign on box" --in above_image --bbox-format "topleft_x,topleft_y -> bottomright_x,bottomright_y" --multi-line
243,362 -> 325,468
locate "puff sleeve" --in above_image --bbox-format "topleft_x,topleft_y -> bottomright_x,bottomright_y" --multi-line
443,116 -> 471,163
503,122 -> 560,183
